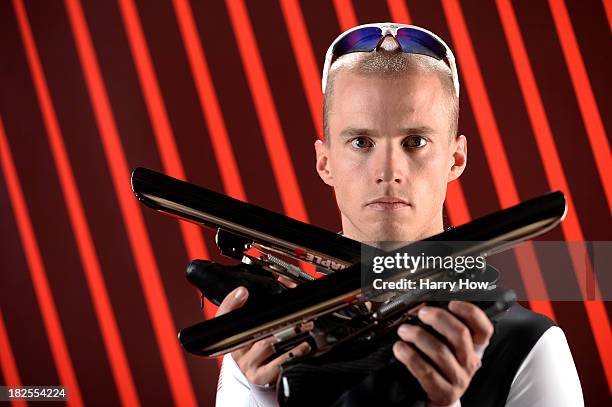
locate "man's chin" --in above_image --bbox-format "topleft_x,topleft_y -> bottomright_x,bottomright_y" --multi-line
363,220 -> 418,244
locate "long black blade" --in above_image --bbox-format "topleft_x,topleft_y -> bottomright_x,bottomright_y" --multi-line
131,167 -> 361,267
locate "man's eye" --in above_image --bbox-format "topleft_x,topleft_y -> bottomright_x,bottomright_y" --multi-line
350,137 -> 373,149
403,136 -> 427,148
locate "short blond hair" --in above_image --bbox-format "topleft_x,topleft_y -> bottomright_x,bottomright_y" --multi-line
323,47 -> 459,142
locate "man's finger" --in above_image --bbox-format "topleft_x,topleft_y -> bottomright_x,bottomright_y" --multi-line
397,324 -> 463,385
448,301 -> 494,346
256,341 -> 311,384
416,306 -> 474,367
216,287 -> 249,317
276,275 -> 297,288
246,337 -> 277,367
393,341 -> 456,405
232,336 -> 274,365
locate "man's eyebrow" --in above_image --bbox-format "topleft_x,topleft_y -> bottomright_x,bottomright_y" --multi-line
338,128 -> 376,138
338,126 -> 437,138
398,126 -> 436,135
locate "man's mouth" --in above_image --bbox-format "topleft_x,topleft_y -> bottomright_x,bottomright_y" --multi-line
366,197 -> 411,210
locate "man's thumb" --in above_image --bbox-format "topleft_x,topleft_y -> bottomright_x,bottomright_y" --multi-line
216,286 -> 249,316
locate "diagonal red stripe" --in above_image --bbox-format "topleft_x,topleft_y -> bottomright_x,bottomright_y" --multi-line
172,0 -> 253,325
224,0 -> 308,222
13,0 -> 142,405
63,0 -> 198,405
116,0 -> 213,330
332,0 -> 358,31
117,0 -> 208,263
0,309 -> 27,407
171,0 -> 247,204
0,114 -> 84,407
497,0 -> 612,390
440,0 -> 556,320
548,0 -> 612,214
279,0 -> 323,139
386,0 -> 412,24
444,181 -> 471,227
442,1 -> 519,207
495,0 -> 606,301
604,0 -> 612,32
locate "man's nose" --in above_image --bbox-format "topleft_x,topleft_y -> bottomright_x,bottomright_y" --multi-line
374,144 -> 404,184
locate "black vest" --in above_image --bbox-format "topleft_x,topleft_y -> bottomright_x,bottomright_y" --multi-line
334,305 -> 554,407
279,304 -> 554,407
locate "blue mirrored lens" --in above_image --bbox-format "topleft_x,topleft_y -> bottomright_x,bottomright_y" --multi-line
333,27 -> 382,55
395,28 -> 447,60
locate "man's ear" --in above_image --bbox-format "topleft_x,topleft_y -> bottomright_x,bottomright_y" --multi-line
448,134 -> 467,182
314,139 -> 334,187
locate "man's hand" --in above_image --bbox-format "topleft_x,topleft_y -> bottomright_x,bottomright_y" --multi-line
393,301 -> 493,406
216,286 -> 311,386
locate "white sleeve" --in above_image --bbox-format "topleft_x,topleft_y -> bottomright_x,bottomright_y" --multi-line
215,354 -> 280,407
505,326 -> 584,407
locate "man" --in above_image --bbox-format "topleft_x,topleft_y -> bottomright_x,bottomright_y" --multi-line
214,23 -> 583,406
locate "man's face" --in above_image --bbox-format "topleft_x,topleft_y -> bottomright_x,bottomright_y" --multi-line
315,68 -> 466,243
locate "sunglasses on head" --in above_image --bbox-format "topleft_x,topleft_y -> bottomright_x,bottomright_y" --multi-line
322,23 -> 459,97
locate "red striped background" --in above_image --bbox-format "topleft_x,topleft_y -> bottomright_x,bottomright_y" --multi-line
0,0 -> 610,405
